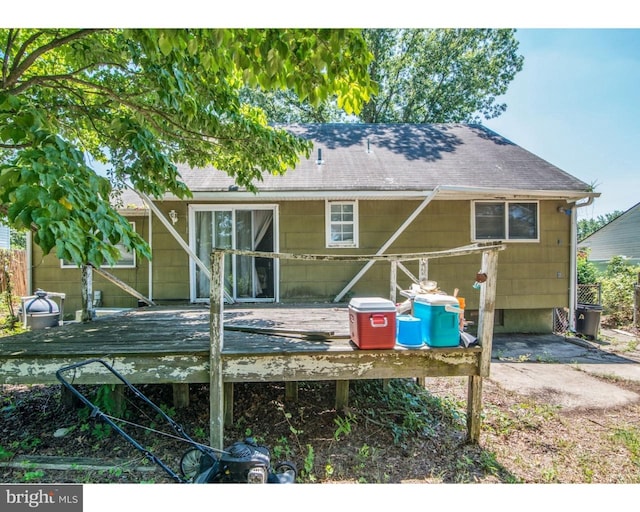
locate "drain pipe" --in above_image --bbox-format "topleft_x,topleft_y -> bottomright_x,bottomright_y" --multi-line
569,195 -> 596,331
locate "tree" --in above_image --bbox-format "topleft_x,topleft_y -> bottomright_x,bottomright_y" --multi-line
577,249 -> 599,284
360,28 -> 523,123
238,29 -> 524,124
0,29 -> 375,267
577,211 -> 624,241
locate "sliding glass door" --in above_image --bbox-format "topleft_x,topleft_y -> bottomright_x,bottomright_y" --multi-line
190,205 -> 277,302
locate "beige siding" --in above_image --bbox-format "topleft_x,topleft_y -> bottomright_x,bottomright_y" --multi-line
31,214 -> 151,316
31,198 -> 572,331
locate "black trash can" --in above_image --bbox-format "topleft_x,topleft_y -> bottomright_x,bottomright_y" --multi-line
575,304 -> 603,340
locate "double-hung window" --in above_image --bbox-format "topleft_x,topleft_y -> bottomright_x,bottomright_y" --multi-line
473,201 -> 539,242
326,201 -> 358,248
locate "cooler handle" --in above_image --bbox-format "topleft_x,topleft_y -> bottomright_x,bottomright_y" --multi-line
445,305 -> 462,315
370,314 -> 388,328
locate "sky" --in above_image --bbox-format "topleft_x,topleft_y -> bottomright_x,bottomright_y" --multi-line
482,28 -> 640,220
5,3 -> 640,222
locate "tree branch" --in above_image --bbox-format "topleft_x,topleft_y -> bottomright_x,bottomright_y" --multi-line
7,62 -> 129,96
2,29 -> 18,86
4,29 -> 103,90
0,142 -> 30,149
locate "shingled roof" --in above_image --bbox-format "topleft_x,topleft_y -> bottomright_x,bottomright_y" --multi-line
174,123 -> 594,200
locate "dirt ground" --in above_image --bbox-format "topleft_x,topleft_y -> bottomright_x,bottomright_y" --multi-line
1,324 -> 640,486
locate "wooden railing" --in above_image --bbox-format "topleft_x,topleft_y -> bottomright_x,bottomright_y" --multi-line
207,242 -> 505,449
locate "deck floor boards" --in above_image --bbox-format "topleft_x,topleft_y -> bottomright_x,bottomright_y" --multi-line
0,305 -> 481,385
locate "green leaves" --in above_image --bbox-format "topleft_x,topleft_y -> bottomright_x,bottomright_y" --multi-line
360,28 -> 524,123
0,28 -> 375,267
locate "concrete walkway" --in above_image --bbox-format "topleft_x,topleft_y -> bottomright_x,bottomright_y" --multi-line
489,331 -> 640,409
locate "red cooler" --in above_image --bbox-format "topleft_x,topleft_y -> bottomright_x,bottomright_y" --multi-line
348,297 -> 397,349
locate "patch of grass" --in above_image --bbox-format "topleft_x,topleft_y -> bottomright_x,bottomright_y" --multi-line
611,426 -> 640,466
535,352 -> 558,363
483,401 -> 559,437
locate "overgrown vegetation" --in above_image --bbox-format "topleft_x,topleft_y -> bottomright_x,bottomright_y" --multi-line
0,248 -> 22,331
578,251 -> 639,328
2,374 -> 640,484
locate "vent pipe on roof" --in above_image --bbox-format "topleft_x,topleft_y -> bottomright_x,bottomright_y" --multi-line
367,138 -> 371,153
316,148 -> 324,165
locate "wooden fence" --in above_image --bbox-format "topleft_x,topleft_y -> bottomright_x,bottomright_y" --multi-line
0,249 -> 27,298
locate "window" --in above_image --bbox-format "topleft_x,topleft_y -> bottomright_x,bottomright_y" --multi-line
326,201 -> 358,248
61,222 -> 137,268
189,205 -> 278,302
473,201 -> 539,241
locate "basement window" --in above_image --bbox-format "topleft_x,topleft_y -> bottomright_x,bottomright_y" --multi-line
326,201 -> 359,248
473,201 -> 539,242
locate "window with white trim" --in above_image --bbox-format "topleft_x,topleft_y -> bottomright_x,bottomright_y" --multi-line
326,201 -> 358,248
473,201 -> 539,241
61,222 -> 137,268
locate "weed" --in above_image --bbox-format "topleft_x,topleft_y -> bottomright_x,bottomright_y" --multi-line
272,436 -> 293,460
78,409 -> 112,441
193,427 -> 206,441
94,384 -> 125,416
158,403 -> 176,419
302,444 -> 316,482
10,436 -> 42,452
22,469 -> 45,482
351,379 -> 465,445
108,467 -> 124,478
90,423 -> 112,441
0,445 -> 15,461
535,352 -> 557,363
324,462 -> 334,478
541,465 -> 559,483
479,451 -> 500,476
333,412 -> 356,441
357,443 -> 371,459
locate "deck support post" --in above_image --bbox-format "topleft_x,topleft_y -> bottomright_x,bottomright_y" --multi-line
111,384 -> 125,417
285,382 -> 298,401
467,375 -> 483,442
335,380 -> 349,410
223,382 -> 234,426
209,250 -> 225,451
172,383 -> 190,409
466,248 -> 499,443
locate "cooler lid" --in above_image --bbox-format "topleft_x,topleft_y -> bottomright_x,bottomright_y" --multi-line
414,293 -> 459,306
348,297 -> 396,312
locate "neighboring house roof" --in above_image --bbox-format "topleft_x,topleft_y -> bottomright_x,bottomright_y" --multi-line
172,123 -> 595,201
579,201 -> 640,262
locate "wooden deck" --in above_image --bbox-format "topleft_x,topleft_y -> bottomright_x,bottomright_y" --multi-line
0,304 -> 482,386
2,243 -> 502,447
0,303 -> 487,447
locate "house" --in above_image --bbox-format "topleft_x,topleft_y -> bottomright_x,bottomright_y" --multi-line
0,224 -> 10,249
29,123 -> 598,333
579,201 -> 640,269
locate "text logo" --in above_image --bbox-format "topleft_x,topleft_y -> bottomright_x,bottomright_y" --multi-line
1,485 -> 82,512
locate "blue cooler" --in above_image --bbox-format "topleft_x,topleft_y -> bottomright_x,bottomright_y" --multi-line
396,315 -> 423,348
413,294 -> 462,347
